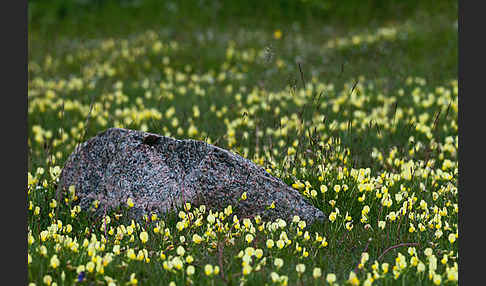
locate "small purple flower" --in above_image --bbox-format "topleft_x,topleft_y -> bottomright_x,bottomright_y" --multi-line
77,271 -> 85,282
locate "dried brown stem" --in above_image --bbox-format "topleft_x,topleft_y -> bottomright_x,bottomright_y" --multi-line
298,62 -> 306,90
218,241 -> 228,284
377,242 -> 419,261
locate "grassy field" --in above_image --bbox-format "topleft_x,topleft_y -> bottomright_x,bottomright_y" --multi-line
28,1 -> 458,285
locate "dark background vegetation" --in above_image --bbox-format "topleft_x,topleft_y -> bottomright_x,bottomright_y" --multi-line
29,0 -> 457,36
29,0 -> 458,85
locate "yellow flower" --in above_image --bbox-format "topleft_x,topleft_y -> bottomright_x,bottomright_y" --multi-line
387,211 -> 397,221
224,205 -> 233,216
429,255 -> 438,273
361,252 -> 369,265
320,185 -> 328,193
298,220 -> 306,229
176,221 -> 185,232
296,263 -> 306,275
435,229 -> 443,239
409,223 -> 416,233
346,222 -> 354,231
204,264 -> 214,276
358,194 -> 366,202
39,245 -> 48,257
163,261 -> 173,271
378,221 -> 386,229
187,265 -> 195,276
382,263 -> 389,273
326,273 -> 337,284
40,230 -> 49,242
129,273 -> 138,285
126,226 -> 134,235
50,255 -> 60,269
273,29 -> 282,40
411,256 -> 419,267
126,198 -> 134,208
178,211 -> 186,220
69,185 -> 76,198
447,267 -> 458,281
433,274 -> 442,285
49,199 -> 57,209
334,185 -> 341,193
165,107 -> 175,118
43,275 -> 52,285
321,237 -> 328,247
408,247 -> 416,256
242,265 -> 252,276
86,261 -> 95,273
241,192 -> 247,200
303,231 -> 310,241
151,213 -> 158,221
345,212 -> 352,221
186,255 -> 194,264
441,255 -> 448,265
424,248 -> 433,257
127,249 -> 136,260
28,172 -> 36,187
160,250 -> 166,260
448,233 -> 456,243
348,271 -> 360,286
419,223 -> 426,232
292,216 -> 301,223
207,213 -> 216,224
139,231 -> 149,244
266,239 -> 274,249
280,275 -> 289,286
188,125 -> 198,137
271,272 -> 280,282
176,246 -> 185,256
287,147 -> 296,156
274,258 -> 284,269
417,262 -> 426,272
244,247 -> 254,257
192,234 -> 203,244
172,256 -> 183,270
329,212 -> 337,222
255,249 -> 263,259
113,245 -> 120,255
246,234 -> 254,243
243,218 -> 253,228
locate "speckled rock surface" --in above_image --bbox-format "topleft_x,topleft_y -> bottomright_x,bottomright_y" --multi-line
57,128 -> 326,224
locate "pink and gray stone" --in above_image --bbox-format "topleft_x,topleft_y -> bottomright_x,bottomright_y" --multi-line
57,128 -> 325,224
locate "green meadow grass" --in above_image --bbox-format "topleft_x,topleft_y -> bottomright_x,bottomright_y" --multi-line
28,1 -> 457,285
